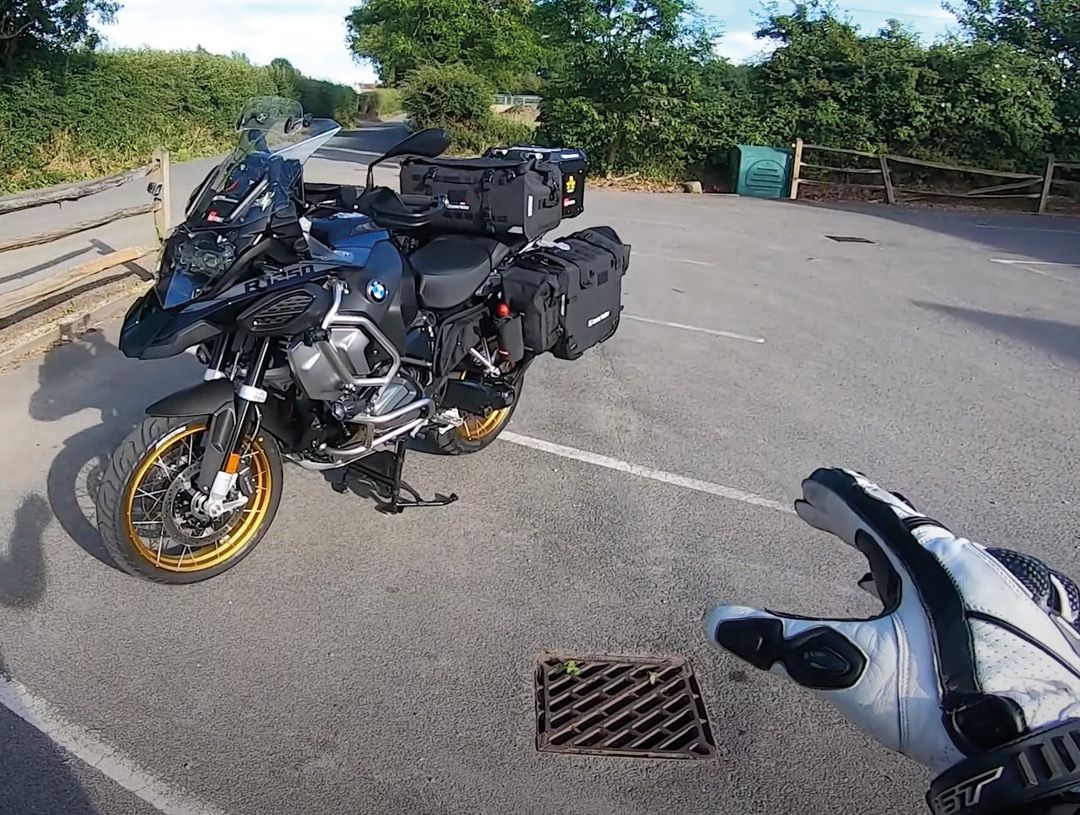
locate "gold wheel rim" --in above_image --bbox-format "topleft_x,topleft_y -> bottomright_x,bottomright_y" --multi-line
455,360 -> 513,442
458,407 -> 511,442
124,424 -> 273,573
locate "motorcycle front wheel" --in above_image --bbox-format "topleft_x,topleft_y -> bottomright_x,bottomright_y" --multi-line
95,416 -> 283,584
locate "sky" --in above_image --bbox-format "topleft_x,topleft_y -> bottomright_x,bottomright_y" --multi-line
100,0 -> 961,86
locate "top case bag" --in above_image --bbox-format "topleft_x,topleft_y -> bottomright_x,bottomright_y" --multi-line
399,156 -> 563,240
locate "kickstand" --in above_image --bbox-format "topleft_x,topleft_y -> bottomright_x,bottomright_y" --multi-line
337,439 -> 459,515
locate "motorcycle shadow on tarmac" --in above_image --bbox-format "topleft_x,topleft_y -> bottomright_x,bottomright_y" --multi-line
28,329 -> 197,571
1,494 -> 99,813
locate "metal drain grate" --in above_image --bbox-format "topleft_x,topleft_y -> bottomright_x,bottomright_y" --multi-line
826,235 -> 875,243
535,654 -> 716,759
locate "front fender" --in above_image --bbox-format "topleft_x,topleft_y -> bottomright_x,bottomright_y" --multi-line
147,380 -> 234,417
147,380 -> 298,448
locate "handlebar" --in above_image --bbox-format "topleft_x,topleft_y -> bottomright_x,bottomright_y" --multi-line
302,183 -> 444,230
359,187 -> 445,230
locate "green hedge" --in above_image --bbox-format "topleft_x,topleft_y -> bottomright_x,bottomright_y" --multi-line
0,49 -> 358,194
402,64 -> 531,154
447,117 -> 533,154
296,76 -> 359,127
358,87 -> 403,119
403,64 -> 493,130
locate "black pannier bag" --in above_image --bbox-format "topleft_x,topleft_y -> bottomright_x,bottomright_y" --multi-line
500,226 -> 630,361
399,155 -> 562,239
485,146 -> 588,219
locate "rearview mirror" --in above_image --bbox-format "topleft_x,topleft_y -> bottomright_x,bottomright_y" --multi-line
382,129 -> 450,161
366,128 -> 450,190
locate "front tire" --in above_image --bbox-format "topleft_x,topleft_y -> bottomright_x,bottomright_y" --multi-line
95,416 -> 283,584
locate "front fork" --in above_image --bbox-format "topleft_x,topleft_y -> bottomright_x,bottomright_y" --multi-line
195,336 -> 272,518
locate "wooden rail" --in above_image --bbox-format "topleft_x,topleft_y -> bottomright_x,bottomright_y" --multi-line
0,203 -> 157,254
0,164 -> 153,216
0,149 -> 170,338
789,140 -> 1075,213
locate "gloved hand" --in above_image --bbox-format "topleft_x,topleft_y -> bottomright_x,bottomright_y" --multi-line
705,468 -> 1080,815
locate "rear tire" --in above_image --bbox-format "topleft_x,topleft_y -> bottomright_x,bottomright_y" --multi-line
95,416 -> 283,584
433,366 -> 526,456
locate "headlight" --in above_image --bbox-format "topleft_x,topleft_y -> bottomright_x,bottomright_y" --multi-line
175,232 -> 237,275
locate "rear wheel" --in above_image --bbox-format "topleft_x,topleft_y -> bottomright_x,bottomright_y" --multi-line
95,416 -> 283,584
435,349 -> 526,456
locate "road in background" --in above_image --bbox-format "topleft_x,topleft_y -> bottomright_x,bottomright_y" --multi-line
1,138 -> 1080,814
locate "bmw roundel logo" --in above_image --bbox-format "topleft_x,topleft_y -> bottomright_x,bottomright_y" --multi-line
366,280 -> 388,303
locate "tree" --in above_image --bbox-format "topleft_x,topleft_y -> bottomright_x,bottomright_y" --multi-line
750,2 -> 1062,168
752,5 -> 936,153
923,39 -> 1062,167
346,0 -> 542,89
537,0 -> 752,176
949,0 -> 1080,152
0,0 -> 119,68
269,57 -> 300,98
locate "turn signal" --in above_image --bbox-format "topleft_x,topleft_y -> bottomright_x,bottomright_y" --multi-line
495,303 -> 512,319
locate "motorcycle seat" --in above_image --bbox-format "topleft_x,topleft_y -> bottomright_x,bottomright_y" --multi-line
410,235 -> 513,310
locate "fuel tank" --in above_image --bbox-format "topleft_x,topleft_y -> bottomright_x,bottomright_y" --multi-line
335,239 -> 417,353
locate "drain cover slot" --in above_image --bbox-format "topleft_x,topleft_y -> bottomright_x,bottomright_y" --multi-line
826,235 -> 875,243
535,653 -> 716,759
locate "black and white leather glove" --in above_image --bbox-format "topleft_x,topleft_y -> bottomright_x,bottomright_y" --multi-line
704,469 -> 1080,815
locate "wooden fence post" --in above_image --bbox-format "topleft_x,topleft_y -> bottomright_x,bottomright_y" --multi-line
879,155 -> 897,205
790,138 -> 804,200
1038,154 -> 1055,214
151,147 -> 172,241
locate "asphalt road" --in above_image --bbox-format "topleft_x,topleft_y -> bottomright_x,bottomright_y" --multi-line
2,138 -> 1080,814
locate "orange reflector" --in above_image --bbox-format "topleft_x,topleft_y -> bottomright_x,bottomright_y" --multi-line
225,453 -> 242,474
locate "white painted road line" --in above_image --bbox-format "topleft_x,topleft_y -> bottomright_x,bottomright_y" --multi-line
612,216 -> 689,229
624,314 -> 766,344
500,431 -> 794,515
0,674 -> 226,815
989,258 -> 1080,267
989,258 -> 1076,284
632,250 -> 715,267
977,224 -> 1080,235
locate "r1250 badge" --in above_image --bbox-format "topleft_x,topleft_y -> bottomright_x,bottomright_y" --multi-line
244,264 -> 316,294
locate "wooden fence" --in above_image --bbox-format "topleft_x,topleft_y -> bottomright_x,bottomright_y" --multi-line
0,149 -> 171,356
789,139 -> 1076,213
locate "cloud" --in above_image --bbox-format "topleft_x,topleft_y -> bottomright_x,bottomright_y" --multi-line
100,0 -> 377,85
716,30 -> 777,65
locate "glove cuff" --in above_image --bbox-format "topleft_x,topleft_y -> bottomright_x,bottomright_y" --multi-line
927,720 -> 1080,814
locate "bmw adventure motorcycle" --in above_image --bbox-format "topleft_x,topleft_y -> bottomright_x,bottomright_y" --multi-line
96,97 -> 628,583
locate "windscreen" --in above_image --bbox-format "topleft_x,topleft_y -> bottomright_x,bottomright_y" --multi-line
158,97 -> 342,308
187,97 -> 324,225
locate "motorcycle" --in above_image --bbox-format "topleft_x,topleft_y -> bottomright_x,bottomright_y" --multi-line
96,97 -> 628,583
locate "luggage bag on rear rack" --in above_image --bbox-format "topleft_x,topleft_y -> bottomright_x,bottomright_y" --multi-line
500,226 -> 631,361
399,155 -> 563,240
485,146 -> 588,220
